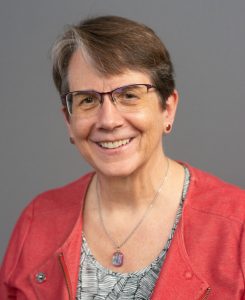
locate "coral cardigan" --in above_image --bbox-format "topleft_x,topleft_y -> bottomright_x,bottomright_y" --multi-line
0,164 -> 245,300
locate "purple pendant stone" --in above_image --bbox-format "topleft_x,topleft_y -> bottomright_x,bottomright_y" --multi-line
112,250 -> 124,267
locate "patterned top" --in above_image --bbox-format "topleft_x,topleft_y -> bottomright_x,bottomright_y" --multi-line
76,167 -> 190,300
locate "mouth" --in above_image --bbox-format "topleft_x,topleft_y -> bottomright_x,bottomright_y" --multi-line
97,138 -> 131,149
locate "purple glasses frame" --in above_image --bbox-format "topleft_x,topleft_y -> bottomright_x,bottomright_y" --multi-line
60,83 -> 156,108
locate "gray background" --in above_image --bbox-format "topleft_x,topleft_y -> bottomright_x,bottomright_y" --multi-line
0,0 -> 244,261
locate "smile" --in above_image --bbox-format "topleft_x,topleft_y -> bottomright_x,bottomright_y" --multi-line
98,139 -> 131,149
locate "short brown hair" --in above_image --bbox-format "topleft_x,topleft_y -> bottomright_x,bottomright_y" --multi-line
51,15 -> 175,107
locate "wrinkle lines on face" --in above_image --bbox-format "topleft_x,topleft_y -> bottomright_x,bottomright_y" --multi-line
64,50 -> 176,178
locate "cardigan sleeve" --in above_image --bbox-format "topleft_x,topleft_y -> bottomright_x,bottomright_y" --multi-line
0,201 -> 34,299
241,223 -> 245,300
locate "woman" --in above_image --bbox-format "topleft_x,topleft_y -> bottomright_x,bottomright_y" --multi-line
0,15 -> 244,300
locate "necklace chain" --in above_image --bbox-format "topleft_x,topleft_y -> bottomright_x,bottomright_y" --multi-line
96,158 -> 170,251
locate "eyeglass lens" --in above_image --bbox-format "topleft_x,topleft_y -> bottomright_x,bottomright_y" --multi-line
66,84 -> 153,116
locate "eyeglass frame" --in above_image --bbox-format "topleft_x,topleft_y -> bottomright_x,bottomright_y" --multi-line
60,83 -> 157,116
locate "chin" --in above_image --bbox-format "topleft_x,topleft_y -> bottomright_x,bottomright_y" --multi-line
92,160 -> 141,179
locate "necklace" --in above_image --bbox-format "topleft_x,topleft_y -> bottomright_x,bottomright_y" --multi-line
96,158 -> 170,267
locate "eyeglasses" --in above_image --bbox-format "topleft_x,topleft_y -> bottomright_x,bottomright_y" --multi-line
61,83 -> 156,117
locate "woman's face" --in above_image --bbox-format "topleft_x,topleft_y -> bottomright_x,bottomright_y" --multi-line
64,50 -> 178,177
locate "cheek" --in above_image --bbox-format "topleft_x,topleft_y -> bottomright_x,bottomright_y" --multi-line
69,117 -> 93,139
130,108 -> 164,134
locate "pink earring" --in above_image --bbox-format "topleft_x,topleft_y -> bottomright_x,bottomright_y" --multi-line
69,137 -> 75,144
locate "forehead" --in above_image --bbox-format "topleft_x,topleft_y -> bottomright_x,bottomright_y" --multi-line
67,50 -> 152,91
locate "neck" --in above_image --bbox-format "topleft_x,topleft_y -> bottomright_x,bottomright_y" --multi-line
96,154 -> 170,211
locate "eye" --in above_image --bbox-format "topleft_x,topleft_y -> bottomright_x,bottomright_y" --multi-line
81,96 -> 95,104
124,91 -> 139,100
115,86 -> 141,102
73,92 -> 99,108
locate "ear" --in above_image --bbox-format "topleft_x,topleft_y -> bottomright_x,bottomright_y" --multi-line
163,89 -> 179,127
61,107 -> 74,139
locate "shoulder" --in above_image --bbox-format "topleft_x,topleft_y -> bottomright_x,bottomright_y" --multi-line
179,164 -> 245,293
17,171 -> 94,238
30,172 -> 94,215
0,172 -> 94,285
5,170 -> 94,237
184,163 -> 245,223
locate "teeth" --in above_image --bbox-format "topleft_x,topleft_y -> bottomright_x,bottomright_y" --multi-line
99,139 -> 130,149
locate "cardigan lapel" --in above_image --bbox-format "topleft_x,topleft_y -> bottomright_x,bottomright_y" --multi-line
151,215 -> 210,300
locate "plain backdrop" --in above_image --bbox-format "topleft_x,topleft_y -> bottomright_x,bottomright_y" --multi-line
0,0 -> 244,261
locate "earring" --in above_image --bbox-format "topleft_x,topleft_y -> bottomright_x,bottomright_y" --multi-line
165,123 -> 172,133
69,137 -> 75,144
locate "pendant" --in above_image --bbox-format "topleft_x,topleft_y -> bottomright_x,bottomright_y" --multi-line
112,250 -> 124,267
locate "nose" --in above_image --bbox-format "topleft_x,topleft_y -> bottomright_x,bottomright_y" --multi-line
96,95 -> 124,131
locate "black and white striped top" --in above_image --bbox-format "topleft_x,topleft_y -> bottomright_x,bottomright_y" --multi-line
76,167 -> 190,300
